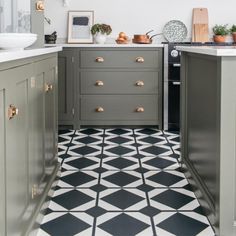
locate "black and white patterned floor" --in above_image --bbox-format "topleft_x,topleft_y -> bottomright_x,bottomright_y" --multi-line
37,128 -> 215,236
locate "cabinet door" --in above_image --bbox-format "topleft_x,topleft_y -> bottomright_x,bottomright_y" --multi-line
58,50 -> 75,123
45,67 -> 58,175
0,86 -> 6,236
5,65 -> 32,236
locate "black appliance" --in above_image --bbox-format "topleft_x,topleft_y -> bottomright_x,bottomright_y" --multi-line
163,42 -> 236,131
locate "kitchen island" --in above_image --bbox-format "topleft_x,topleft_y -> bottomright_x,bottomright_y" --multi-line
178,46 -> 236,236
0,46 -> 62,236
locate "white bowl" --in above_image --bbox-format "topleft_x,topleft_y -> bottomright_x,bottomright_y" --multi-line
0,33 -> 37,50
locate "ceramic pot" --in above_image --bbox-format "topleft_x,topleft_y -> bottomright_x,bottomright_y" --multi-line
213,35 -> 226,43
95,33 -> 107,44
232,32 -> 236,42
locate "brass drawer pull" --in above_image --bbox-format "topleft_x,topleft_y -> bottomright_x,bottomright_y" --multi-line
95,80 -> 104,86
8,105 -> 19,120
96,107 -> 104,112
95,57 -> 104,63
135,57 -> 145,63
136,80 -> 144,86
136,107 -> 144,113
45,84 -> 53,92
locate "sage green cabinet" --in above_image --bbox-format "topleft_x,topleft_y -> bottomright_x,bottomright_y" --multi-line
0,54 -> 59,236
58,49 -> 75,127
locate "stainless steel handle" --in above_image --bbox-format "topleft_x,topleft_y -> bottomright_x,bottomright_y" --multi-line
172,81 -> 181,85
173,63 -> 181,67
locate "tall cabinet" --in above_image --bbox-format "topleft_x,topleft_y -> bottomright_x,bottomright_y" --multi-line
0,53 -> 59,236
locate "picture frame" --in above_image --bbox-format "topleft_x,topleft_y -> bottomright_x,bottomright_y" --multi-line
68,11 -> 94,43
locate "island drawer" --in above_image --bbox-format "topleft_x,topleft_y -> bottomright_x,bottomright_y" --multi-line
80,71 -> 159,94
80,50 -> 161,69
80,95 -> 158,121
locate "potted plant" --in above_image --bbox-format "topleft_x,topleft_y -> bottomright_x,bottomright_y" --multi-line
212,24 -> 229,43
230,25 -> 236,42
91,24 -> 112,44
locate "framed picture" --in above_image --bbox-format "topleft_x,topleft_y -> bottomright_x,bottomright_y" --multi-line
68,11 -> 94,43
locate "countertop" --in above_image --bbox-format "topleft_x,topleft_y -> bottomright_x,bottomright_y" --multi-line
45,43 -> 164,48
177,46 -> 236,56
0,46 -> 62,63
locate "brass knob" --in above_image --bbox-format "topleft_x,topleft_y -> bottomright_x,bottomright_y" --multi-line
95,57 -> 104,63
136,80 -> 144,86
96,107 -> 104,112
45,84 -> 53,92
95,80 -> 104,86
136,57 -> 144,63
8,105 -> 19,120
136,107 -> 144,112
36,1 -> 45,11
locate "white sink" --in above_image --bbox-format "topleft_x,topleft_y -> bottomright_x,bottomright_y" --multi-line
0,33 -> 37,50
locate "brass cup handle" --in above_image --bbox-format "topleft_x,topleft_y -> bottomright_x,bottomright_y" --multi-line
136,107 -> 144,113
136,80 -> 144,87
96,107 -> 104,112
135,57 -> 145,63
8,105 -> 19,120
45,84 -> 53,92
95,57 -> 104,63
95,80 -> 104,86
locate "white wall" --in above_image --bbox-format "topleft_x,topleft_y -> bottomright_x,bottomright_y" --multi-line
44,0 -> 236,42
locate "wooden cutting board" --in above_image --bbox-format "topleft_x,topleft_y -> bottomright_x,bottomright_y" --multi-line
192,8 -> 209,42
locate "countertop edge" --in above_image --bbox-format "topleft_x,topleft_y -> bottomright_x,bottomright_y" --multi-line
0,46 -> 63,63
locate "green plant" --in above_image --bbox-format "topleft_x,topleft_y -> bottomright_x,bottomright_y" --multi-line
91,24 -> 112,35
212,24 -> 229,36
230,25 -> 236,33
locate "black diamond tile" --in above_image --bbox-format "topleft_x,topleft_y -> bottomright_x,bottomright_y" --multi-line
41,213 -> 90,236
147,171 -> 184,187
59,153 -> 72,159
107,136 -> 133,144
61,172 -> 96,187
93,167 -> 108,174
69,146 -> 100,156
157,213 -> 209,236
137,184 -> 155,192
64,142 -> 76,148
132,154 -> 146,159
136,128 -> 161,136
58,136 -> 71,143
134,167 -> 149,174
66,157 -> 98,169
105,146 -> 136,155
140,145 -> 172,156
151,189 -> 195,209
194,206 -> 205,215
107,129 -> 131,135
90,184 -> 108,193
51,190 -> 94,210
44,208 -> 53,215
101,189 -> 144,209
98,213 -> 149,236
104,158 -> 136,169
79,129 -> 103,135
140,206 -> 161,217
74,136 -> 102,144
138,136 -> 167,144
103,172 -> 140,187
86,206 -> 107,217
144,158 -> 176,169
59,130 -> 74,135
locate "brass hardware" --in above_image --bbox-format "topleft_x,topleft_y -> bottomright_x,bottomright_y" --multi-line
96,107 -> 104,112
45,84 -> 53,92
95,57 -> 104,63
31,185 -> 37,199
136,107 -> 144,112
95,80 -> 104,86
136,80 -> 144,86
135,57 -> 145,63
36,1 -> 44,11
8,105 -> 19,120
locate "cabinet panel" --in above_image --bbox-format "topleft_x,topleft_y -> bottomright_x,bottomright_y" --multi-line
0,89 -> 5,236
81,95 -> 158,121
81,71 -> 159,94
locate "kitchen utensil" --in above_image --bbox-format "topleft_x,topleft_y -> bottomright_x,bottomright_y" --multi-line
132,31 -> 161,44
163,20 -> 187,42
192,8 -> 209,42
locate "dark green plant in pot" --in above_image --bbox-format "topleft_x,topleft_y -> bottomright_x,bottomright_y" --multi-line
212,24 -> 229,36
91,24 -> 112,35
230,25 -> 236,42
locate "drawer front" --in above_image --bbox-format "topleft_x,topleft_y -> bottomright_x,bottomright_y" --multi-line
81,71 -> 159,94
80,95 -> 158,121
80,50 -> 161,68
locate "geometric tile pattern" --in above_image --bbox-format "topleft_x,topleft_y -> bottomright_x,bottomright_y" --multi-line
38,128 -> 215,236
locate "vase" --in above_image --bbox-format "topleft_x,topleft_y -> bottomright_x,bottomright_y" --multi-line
95,33 -> 107,44
232,33 -> 236,42
213,35 -> 226,43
